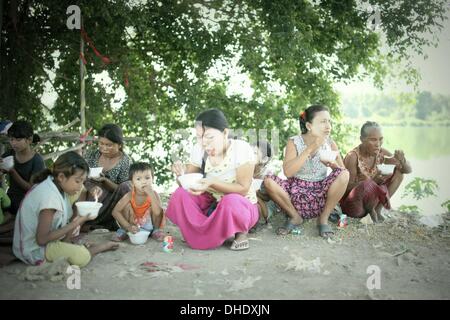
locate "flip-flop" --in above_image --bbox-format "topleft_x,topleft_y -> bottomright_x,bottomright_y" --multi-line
277,221 -> 302,236
230,239 -> 249,251
318,224 -> 335,239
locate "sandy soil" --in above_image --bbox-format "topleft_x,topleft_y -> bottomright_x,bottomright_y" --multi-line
0,209 -> 449,300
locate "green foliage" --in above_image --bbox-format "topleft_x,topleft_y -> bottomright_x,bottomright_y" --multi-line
402,177 -> 439,201
341,91 -> 450,125
1,0 -> 447,184
441,200 -> 450,213
398,205 -> 420,214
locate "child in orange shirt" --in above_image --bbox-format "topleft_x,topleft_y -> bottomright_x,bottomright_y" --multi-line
111,162 -> 165,242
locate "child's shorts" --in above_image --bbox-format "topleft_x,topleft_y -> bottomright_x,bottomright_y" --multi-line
45,241 -> 91,267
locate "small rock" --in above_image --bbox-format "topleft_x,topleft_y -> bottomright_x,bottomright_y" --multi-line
372,242 -> 383,249
29,283 -> 37,289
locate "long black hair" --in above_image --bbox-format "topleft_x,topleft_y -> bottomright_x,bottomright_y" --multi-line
195,108 -> 229,133
32,151 -> 89,184
98,124 -> 124,150
299,104 -> 329,134
7,120 -> 40,143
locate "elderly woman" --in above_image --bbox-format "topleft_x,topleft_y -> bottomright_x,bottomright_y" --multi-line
340,121 -> 412,222
167,109 -> 259,251
83,124 -> 132,230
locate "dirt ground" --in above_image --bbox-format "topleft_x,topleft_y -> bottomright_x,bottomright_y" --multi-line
0,209 -> 449,300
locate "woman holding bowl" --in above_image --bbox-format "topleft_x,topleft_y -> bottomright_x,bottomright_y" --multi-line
340,121 -> 412,222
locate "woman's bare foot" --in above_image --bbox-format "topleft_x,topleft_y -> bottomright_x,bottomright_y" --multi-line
369,209 -> 378,223
88,241 -> 120,256
234,232 -> 248,243
278,216 -> 303,236
292,215 -> 303,225
100,241 -> 120,252
370,208 -> 385,223
377,211 -> 385,222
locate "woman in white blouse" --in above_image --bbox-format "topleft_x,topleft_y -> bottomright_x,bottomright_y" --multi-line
167,109 -> 259,251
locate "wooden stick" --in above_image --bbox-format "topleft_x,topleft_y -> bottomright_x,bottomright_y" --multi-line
392,249 -> 408,257
42,143 -> 84,161
80,17 -> 86,136
55,118 -> 80,133
34,118 -> 81,151
1,133 -> 144,143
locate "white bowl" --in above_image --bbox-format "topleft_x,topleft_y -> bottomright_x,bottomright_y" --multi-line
89,167 -> 103,178
0,156 -> 14,170
128,230 -> 151,245
319,150 -> 338,162
178,173 -> 204,190
377,164 -> 396,175
75,201 -> 103,219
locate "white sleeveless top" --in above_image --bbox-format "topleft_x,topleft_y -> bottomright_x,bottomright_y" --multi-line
290,135 -> 333,182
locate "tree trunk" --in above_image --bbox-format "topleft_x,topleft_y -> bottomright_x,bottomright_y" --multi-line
0,0 -> 19,121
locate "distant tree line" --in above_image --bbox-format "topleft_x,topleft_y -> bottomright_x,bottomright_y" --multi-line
341,91 -> 450,124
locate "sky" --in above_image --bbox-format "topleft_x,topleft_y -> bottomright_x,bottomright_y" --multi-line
335,5 -> 450,96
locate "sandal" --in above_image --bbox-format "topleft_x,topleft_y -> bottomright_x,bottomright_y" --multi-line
230,239 -> 249,251
277,221 -> 302,236
318,224 -> 335,239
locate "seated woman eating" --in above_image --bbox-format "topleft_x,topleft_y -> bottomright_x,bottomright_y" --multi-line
166,108 -> 259,251
340,121 -> 412,222
263,105 -> 349,239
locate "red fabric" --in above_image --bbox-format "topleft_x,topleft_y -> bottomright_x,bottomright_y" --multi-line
340,178 -> 392,218
130,189 -> 151,221
81,28 -> 111,65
